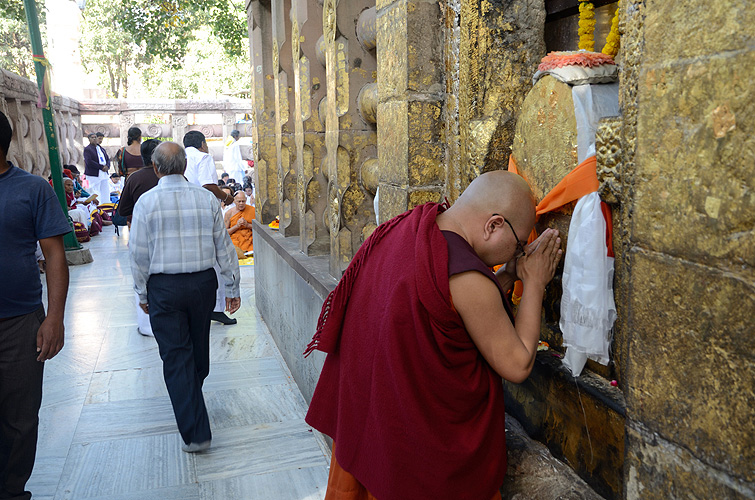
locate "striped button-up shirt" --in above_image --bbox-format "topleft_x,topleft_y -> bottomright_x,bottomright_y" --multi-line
129,174 -> 240,303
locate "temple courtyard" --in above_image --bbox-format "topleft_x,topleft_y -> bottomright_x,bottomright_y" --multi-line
27,227 -> 330,500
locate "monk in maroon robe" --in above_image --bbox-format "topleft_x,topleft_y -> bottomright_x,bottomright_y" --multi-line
305,171 -> 563,500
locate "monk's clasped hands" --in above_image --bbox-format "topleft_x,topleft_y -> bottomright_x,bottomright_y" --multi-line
516,228 -> 563,288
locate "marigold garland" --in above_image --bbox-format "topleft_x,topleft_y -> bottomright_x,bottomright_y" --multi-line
578,1 -> 596,52
602,4 -> 621,57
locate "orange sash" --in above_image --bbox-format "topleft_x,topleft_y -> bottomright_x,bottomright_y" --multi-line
507,155 -> 613,301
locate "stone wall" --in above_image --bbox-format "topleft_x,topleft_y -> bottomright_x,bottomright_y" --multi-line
0,69 -> 83,177
608,1 -> 755,498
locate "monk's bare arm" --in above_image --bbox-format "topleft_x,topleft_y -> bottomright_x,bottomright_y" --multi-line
225,210 -> 240,235
451,273 -> 542,383
451,229 -> 562,383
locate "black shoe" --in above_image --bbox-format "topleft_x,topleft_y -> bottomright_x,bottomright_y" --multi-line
211,312 -> 237,325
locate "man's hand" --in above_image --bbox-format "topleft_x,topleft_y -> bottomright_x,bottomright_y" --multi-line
516,228 -> 562,288
139,302 -> 149,314
226,297 -> 241,314
36,316 -> 64,362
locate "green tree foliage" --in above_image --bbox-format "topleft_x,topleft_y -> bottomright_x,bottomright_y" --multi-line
80,0 -> 248,99
120,0 -> 247,67
0,0 -> 46,80
80,0 -> 146,98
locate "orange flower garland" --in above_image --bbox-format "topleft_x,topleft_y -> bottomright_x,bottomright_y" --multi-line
578,1 -> 596,51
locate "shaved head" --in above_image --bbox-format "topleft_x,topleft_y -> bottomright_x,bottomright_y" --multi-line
456,171 -> 535,221
437,170 -> 537,266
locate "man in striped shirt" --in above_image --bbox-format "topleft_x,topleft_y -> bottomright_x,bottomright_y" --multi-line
129,141 -> 240,453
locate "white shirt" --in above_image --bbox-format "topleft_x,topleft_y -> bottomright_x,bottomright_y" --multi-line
109,179 -> 124,193
96,145 -> 107,165
129,175 -> 240,303
185,146 -> 218,187
223,138 -> 246,184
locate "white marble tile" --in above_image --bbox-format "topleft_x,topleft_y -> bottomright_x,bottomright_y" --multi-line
86,366 -> 168,404
54,433 -> 196,500
203,358 -> 289,392
194,419 -> 328,482
32,226 -> 328,499
82,485 -> 201,500
205,384 -> 306,430
209,332 -> 274,361
199,466 -> 329,500
73,397 -> 178,443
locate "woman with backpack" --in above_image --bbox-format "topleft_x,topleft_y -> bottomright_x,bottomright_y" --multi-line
115,127 -> 144,177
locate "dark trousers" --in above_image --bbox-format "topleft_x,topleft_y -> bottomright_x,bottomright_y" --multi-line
0,307 -> 45,500
147,269 -> 217,445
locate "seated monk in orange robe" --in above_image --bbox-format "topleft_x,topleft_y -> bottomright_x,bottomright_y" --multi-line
224,191 -> 255,258
304,171 -> 564,500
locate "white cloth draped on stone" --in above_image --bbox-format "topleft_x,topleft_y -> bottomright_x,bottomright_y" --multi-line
560,82 -> 619,377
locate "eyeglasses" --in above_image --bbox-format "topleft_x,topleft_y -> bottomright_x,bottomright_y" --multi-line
493,213 -> 526,259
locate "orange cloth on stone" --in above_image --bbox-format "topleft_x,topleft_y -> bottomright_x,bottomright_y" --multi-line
325,447 -> 502,500
229,205 -> 255,252
507,154 -> 612,301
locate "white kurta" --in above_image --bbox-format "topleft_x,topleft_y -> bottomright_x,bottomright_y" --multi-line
223,139 -> 247,184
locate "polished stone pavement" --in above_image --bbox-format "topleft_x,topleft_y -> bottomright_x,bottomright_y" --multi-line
28,227 -> 330,500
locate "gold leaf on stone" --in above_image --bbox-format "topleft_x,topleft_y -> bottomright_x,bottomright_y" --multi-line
711,104 -> 735,139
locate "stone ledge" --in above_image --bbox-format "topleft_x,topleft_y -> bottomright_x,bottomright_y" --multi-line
66,248 -> 93,266
252,219 -> 337,300
503,414 -> 604,500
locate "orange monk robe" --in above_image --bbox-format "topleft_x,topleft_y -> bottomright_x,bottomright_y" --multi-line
228,204 -> 255,252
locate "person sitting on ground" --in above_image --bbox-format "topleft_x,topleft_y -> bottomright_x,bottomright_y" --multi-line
224,191 -> 255,259
304,170 -> 563,500
243,183 -> 254,205
220,172 -> 230,185
220,186 -> 234,216
109,173 -> 124,201
115,126 -> 144,177
65,165 -> 90,198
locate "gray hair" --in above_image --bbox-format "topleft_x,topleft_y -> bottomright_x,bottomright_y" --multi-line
152,142 -> 187,175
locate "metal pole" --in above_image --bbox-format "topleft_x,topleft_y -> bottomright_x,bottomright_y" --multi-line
23,0 -> 82,250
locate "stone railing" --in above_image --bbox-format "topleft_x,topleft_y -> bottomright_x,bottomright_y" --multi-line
0,69 -> 83,178
79,99 -> 254,165
0,70 -> 254,178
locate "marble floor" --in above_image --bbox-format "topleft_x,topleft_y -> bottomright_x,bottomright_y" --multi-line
28,227 -> 331,500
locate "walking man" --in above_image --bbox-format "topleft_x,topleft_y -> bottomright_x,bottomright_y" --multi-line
0,111 -> 70,499
82,132 -> 109,203
183,130 -> 238,326
128,141 -> 240,452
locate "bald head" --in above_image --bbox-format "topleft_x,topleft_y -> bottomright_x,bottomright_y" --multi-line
438,170 -> 537,266
152,141 -> 186,176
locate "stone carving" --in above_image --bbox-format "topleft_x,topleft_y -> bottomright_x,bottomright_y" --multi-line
120,114 -> 135,128
172,115 -> 188,127
31,120 -> 43,141
596,117 -> 623,204
146,124 -> 162,137
19,115 -> 29,137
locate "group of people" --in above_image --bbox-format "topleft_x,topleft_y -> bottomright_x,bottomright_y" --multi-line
2,100 -> 568,500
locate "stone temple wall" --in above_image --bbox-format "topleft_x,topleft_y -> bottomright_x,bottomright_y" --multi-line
247,1 -> 754,498
0,69 -> 83,177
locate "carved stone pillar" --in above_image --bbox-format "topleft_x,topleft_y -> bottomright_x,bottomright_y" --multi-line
172,113 -> 188,144
376,0 -> 445,222
120,112 -> 135,146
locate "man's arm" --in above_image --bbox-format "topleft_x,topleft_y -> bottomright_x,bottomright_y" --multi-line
203,182 -> 234,205
212,204 -> 241,313
450,229 -> 562,383
118,178 -> 136,216
128,206 -> 151,305
37,235 -> 68,361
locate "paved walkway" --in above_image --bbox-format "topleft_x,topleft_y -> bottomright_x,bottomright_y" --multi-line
28,227 -> 330,500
